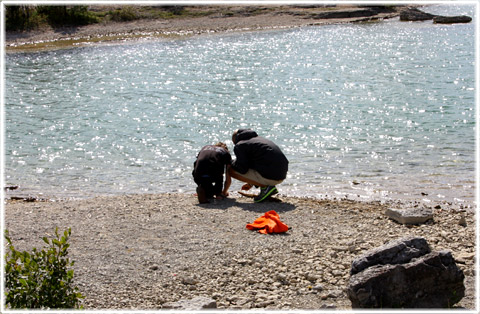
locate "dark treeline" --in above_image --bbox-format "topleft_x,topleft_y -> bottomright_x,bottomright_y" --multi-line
5,5 -> 188,31
5,5 -> 99,31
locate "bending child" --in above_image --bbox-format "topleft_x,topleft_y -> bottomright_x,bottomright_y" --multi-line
192,142 -> 232,204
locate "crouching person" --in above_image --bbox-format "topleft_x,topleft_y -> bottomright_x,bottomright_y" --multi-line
192,142 -> 232,204
229,129 -> 289,203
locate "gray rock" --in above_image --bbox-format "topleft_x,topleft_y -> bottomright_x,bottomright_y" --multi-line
312,8 -> 378,19
162,296 -> 217,310
400,7 -> 472,24
180,276 -> 198,285
434,15 -> 472,24
385,207 -> 433,225
351,236 -> 431,275
400,7 -> 435,21
312,284 -> 324,291
455,251 -> 475,264
348,238 -> 465,308
320,303 -> 337,309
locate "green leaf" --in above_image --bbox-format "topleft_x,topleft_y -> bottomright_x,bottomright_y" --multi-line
5,227 -> 84,309
19,278 -> 28,287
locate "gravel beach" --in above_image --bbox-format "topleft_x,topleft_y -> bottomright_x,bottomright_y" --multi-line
4,193 -> 477,310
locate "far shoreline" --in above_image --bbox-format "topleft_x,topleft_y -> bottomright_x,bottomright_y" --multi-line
5,5 -> 404,53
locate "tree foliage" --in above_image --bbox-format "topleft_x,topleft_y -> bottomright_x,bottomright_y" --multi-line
5,5 -> 99,31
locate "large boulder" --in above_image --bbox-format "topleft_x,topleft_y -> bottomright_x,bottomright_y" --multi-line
350,237 -> 431,275
400,7 -> 435,21
400,7 -> 472,24
433,15 -> 472,24
311,8 -> 378,19
348,237 -> 465,308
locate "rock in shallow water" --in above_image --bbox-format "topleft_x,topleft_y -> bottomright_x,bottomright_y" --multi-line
433,15 -> 472,24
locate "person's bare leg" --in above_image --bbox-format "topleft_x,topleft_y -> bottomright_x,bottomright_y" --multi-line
227,167 -> 267,188
241,183 -> 253,191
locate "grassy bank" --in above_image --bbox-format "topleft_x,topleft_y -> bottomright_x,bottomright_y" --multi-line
4,5 -> 322,31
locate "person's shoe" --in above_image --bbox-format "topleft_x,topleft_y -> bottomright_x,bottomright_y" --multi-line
196,186 -> 209,204
254,186 -> 278,203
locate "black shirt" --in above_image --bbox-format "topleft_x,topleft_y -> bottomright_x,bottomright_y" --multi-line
232,129 -> 288,181
192,145 -> 232,180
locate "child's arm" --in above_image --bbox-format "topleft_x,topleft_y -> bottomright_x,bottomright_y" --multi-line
222,165 -> 232,196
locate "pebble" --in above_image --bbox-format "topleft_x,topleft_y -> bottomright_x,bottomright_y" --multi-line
181,277 -> 197,285
313,284 -> 324,291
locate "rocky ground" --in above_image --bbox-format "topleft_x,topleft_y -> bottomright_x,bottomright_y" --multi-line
4,193 -> 476,310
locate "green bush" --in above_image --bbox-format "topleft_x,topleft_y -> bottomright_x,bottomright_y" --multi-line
4,228 -> 84,309
37,5 -> 98,26
5,5 -> 98,31
110,6 -> 138,22
5,5 -> 46,31
68,6 -> 99,25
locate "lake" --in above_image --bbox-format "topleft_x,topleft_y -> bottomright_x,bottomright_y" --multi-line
4,4 -> 477,208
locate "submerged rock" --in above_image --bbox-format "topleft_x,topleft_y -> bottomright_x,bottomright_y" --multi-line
400,7 -> 472,24
311,8 -> 379,19
433,15 -> 472,24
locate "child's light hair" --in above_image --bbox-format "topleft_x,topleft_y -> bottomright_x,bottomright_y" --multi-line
215,142 -> 228,152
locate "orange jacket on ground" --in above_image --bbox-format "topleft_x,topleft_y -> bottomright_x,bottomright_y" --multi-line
246,210 -> 289,234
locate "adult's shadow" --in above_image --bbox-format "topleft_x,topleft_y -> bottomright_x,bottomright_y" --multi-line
196,195 -> 296,214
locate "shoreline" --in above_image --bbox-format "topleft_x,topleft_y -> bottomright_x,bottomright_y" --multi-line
5,5 -> 402,53
4,183 -> 477,214
4,192 -> 477,310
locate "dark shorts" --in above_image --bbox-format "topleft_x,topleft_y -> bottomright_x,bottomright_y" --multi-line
193,175 -> 222,198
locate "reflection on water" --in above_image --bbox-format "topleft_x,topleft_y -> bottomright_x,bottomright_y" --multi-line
5,5 -> 476,207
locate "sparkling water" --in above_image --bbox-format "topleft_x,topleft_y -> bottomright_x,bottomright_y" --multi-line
4,5 -> 476,207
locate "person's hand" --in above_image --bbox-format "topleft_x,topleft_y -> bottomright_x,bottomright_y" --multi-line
216,192 -> 228,200
241,183 -> 253,191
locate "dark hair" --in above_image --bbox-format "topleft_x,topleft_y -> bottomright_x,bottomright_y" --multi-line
231,130 -> 239,144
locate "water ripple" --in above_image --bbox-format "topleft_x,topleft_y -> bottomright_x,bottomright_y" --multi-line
5,5 -> 476,206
